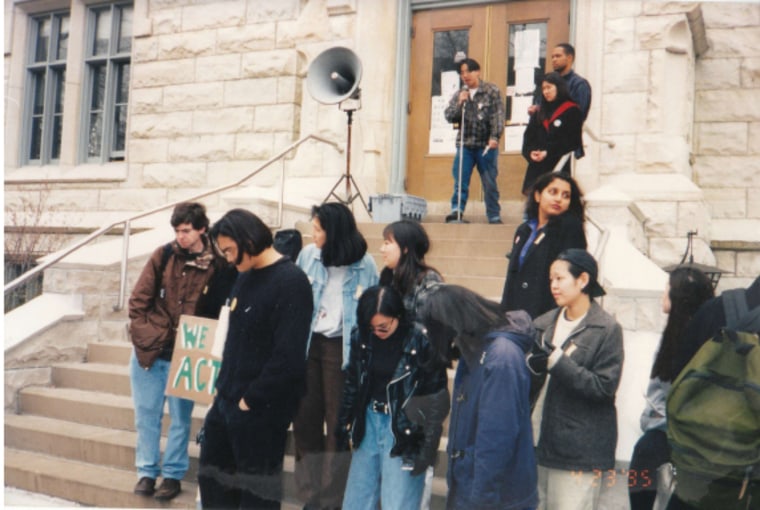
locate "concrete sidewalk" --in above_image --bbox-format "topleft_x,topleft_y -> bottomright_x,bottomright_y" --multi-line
5,486 -> 81,507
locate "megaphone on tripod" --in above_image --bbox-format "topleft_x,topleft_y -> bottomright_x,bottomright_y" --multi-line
307,46 -> 362,110
306,47 -> 367,212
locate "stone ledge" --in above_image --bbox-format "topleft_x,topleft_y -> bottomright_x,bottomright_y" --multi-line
712,240 -> 760,251
601,173 -> 703,201
711,218 -> 760,246
4,164 -> 128,184
4,293 -> 84,351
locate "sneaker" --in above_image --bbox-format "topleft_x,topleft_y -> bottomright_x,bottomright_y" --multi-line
154,478 -> 181,501
133,476 -> 156,496
445,211 -> 464,223
488,218 -> 503,224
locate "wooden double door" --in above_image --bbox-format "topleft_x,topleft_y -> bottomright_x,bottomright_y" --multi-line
406,0 -> 570,201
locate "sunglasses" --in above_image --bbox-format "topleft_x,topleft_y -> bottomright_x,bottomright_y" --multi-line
369,317 -> 397,334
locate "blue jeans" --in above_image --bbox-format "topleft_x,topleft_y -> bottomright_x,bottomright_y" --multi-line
342,405 -> 425,510
450,146 -> 501,221
129,351 -> 194,480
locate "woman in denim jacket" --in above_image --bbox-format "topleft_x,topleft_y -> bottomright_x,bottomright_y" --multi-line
293,203 -> 379,510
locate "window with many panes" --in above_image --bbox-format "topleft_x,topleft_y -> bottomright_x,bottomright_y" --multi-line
24,12 -> 69,165
82,2 -> 132,163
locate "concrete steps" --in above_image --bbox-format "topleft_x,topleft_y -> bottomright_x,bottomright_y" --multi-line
5,448 -> 199,508
5,219 -> 516,508
5,341 -> 449,508
304,220 -> 516,300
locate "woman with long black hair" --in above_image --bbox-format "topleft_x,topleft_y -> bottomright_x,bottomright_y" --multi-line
379,220 -> 442,318
628,266 -> 714,510
337,286 -> 448,510
521,71 -> 583,194
293,202 -> 378,510
500,172 -> 587,319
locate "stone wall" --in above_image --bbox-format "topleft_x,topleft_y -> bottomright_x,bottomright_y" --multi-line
4,0 -> 758,275
577,0 -> 759,277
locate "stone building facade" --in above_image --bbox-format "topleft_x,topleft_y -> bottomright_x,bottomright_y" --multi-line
4,0 -> 759,288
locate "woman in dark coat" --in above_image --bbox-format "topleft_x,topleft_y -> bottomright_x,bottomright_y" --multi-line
418,284 -> 539,510
500,172 -> 587,319
521,71 -> 583,194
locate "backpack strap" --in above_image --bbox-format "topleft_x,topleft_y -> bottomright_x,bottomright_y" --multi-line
722,287 -> 760,333
159,242 -> 173,274
155,242 -> 174,297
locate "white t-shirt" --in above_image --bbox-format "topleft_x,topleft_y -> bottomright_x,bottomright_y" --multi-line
532,307 -> 587,445
313,265 -> 348,338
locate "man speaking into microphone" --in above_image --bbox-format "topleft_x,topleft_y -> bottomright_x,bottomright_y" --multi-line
444,57 -> 504,224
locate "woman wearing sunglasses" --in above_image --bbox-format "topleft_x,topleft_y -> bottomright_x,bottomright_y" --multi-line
337,285 -> 449,510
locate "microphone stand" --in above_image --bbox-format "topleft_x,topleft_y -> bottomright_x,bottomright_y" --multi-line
453,90 -> 467,223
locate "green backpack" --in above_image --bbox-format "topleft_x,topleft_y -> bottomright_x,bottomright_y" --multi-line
667,289 -> 760,510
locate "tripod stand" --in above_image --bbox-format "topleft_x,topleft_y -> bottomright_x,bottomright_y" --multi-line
323,108 -> 369,214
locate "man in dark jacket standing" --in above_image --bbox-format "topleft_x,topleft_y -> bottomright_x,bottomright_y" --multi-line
128,202 -> 231,501
551,43 -> 591,158
198,209 -> 313,510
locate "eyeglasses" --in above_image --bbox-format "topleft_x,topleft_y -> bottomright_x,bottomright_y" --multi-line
369,318 -> 396,334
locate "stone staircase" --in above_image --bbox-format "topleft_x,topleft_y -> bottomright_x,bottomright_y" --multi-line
4,219 -> 517,508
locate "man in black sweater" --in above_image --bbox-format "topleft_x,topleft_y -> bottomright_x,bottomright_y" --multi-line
198,209 -> 313,510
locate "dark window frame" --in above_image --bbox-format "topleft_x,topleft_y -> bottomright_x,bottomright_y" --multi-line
80,2 -> 132,163
22,11 -> 69,166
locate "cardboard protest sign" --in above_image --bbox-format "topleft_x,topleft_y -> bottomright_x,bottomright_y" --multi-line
165,314 -> 223,405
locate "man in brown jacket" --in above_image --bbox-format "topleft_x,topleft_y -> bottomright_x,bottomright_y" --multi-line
128,202 -> 232,501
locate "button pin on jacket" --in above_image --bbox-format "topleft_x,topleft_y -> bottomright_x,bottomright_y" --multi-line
230,297 -> 238,311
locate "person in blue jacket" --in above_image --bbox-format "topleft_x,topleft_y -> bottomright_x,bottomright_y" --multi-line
418,284 -> 539,510
293,202 -> 379,510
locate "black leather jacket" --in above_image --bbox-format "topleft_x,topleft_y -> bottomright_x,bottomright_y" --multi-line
338,321 -> 448,460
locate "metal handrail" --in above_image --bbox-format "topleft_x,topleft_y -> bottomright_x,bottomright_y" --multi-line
584,124 -> 615,148
4,134 -> 343,311
585,213 -> 611,285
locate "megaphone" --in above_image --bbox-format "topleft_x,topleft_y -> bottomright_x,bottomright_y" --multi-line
307,47 -> 362,105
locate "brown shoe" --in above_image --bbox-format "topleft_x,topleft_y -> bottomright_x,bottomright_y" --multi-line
154,478 -> 181,501
133,477 -> 156,496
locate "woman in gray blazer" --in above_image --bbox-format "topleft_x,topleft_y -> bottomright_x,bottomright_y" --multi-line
527,249 -> 624,510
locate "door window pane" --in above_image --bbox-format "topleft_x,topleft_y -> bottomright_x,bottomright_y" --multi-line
506,23 -> 546,125
431,30 -> 468,97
